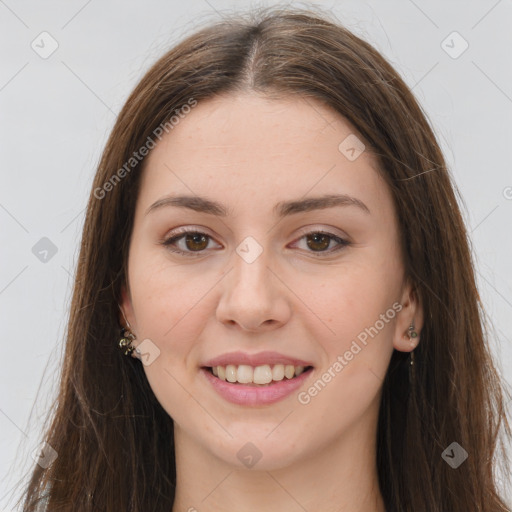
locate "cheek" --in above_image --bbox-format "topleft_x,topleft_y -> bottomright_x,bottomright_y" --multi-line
123,234 -> 215,426
128,248 -> 224,364
127,253 -> 219,423
296,266 -> 398,431
313,256 -> 401,372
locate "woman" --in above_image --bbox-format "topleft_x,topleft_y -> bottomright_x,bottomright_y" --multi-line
19,6 -> 511,511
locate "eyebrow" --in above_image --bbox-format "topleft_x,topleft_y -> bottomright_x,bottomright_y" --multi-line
145,193 -> 370,217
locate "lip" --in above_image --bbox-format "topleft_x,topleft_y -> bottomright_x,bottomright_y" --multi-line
200,366 -> 314,406
202,350 -> 313,368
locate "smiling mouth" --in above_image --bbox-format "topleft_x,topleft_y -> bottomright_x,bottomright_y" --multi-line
203,364 -> 314,386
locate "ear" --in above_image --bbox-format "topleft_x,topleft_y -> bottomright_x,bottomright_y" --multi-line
119,283 -> 140,359
393,279 -> 424,353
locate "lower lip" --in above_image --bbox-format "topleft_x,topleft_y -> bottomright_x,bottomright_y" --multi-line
201,367 -> 313,406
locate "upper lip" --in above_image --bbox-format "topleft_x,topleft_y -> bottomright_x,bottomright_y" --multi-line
203,351 -> 313,368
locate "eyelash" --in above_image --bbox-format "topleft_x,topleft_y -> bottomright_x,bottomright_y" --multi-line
161,227 -> 350,258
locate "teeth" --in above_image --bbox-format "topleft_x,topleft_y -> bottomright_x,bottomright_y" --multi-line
237,364 -> 253,384
284,365 -> 295,379
253,365 -> 272,384
272,364 -> 284,381
225,364 -> 237,383
211,363 -> 309,384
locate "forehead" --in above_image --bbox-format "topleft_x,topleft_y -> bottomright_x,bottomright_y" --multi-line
138,92 -> 391,218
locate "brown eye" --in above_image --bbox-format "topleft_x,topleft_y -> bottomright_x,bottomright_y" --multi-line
306,233 -> 332,252
163,229 -> 349,258
162,230 -> 219,256
184,233 -> 209,251
291,230 -> 350,257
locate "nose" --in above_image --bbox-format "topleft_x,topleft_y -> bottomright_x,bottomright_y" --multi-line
215,244 -> 292,332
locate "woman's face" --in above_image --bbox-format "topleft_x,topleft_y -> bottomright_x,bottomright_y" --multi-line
121,92 -> 420,470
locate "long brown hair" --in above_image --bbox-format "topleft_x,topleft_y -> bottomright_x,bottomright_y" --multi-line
16,6 -> 511,511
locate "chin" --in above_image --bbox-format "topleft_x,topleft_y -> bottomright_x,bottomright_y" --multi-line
205,428 -> 310,472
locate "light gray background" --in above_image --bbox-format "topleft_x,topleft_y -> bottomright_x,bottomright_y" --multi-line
1,0 -> 511,508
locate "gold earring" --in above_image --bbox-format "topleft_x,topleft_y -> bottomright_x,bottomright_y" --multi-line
119,327 -> 136,355
118,306 -> 137,356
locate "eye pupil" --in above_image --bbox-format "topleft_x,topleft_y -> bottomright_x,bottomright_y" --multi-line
185,233 -> 208,251
306,233 -> 330,251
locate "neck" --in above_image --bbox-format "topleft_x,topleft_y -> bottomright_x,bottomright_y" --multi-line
171,410 -> 385,512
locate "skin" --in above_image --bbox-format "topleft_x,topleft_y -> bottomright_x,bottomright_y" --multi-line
120,91 -> 423,512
